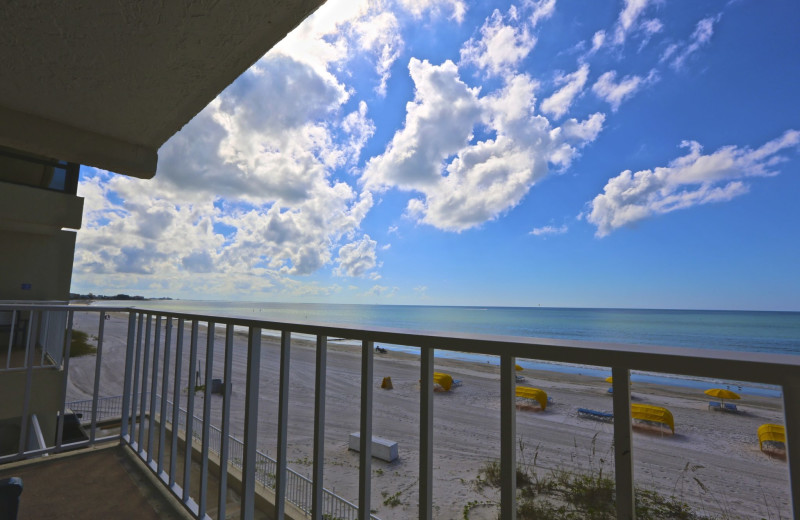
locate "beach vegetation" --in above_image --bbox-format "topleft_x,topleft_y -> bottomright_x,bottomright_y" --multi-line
70,329 -> 97,357
469,438 -> 723,520
291,456 -> 312,466
380,478 -> 417,508
381,489 -> 403,507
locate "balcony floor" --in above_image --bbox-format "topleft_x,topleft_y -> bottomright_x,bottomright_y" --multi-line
0,443 -> 190,520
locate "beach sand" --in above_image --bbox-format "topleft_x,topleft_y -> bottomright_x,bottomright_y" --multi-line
65,311 -> 791,519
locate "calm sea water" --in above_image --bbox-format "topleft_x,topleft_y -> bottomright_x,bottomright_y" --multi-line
112,301 -> 800,353
102,301 -> 800,395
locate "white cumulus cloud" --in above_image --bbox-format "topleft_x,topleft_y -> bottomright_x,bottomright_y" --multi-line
613,0 -> 652,45
365,285 -> 399,297
587,130 -> 800,237
73,13 -> 384,298
540,64 -> 590,119
397,0 -> 466,22
590,30 -> 606,54
334,235 -> 382,279
363,59 -> 604,232
591,69 -> 657,111
351,11 -> 404,96
530,224 -> 568,236
461,8 -> 537,77
662,14 -> 722,70
526,0 -> 557,28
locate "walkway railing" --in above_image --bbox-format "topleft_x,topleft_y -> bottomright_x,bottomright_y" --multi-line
66,394 -> 368,520
2,302 -> 800,520
67,395 -> 123,423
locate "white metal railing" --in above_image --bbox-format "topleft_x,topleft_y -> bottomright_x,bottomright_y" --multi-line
1,302 -> 799,520
166,396 -> 371,520
65,393 -> 369,520
1,306 -> 68,371
66,395 -> 123,423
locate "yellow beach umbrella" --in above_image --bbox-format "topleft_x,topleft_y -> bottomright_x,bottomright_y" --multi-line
704,388 -> 740,406
515,364 -> 523,371
605,376 -> 631,384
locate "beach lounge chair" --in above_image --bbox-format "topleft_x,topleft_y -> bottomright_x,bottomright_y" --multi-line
577,408 -> 614,422
724,403 -> 738,412
708,401 -> 721,410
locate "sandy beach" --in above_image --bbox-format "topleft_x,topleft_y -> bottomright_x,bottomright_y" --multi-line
65,311 -> 791,519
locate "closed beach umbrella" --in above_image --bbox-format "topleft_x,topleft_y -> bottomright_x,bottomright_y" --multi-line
704,388 -> 740,406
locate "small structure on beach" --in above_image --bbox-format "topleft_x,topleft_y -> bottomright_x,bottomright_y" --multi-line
631,404 -> 674,434
433,372 -> 454,391
515,386 -> 548,411
348,432 -> 399,462
758,423 -> 786,455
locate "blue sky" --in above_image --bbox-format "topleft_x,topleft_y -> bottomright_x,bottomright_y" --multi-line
72,0 -> 800,311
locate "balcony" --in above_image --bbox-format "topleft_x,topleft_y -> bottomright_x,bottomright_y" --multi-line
0,302 -> 798,519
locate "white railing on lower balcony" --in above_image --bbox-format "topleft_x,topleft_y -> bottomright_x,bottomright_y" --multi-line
1,302 -> 799,520
1,305 -> 69,371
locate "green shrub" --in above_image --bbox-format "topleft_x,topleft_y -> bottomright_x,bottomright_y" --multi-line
70,330 -> 97,357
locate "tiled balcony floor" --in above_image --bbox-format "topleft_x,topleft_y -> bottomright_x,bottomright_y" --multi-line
0,444 -> 189,520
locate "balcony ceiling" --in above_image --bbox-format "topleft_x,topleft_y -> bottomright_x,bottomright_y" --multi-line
0,0 -> 326,179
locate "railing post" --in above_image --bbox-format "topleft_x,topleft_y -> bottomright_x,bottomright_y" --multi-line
358,340 -> 374,520
311,335 -> 327,520
783,379 -> 800,519
500,354 -> 516,520
130,313 -> 144,447
199,322 -> 215,518
89,311 -> 106,444
18,312 -> 37,455
5,310 -> 16,369
56,311 -> 74,449
241,327 -> 262,520
218,323 -> 235,520
138,315 -> 152,451
120,311 -> 137,442
40,311 -> 49,365
169,318 -> 184,488
419,346 -> 434,520
275,330 -> 292,519
183,320 -> 199,503
157,316 -> 172,477
612,367 -> 635,520
147,316 -> 162,461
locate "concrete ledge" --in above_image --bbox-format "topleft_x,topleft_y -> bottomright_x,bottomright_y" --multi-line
348,433 -> 398,462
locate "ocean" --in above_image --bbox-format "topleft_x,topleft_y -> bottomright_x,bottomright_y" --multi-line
98,301 -> 800,396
